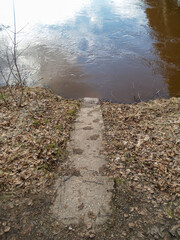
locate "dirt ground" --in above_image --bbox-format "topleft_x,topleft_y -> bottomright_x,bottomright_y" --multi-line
0,89 -> 179,239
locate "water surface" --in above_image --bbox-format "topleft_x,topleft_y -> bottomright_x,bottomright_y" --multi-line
0,0 -> 180,102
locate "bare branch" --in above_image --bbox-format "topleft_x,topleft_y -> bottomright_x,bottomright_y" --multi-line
17,43 -> 31,58
0,0 -> 30,108
17,23 -> 29,34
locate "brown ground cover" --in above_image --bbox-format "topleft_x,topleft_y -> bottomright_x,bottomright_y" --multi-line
0,87 -> 81,238
100,97 -> 180,239
0,90 -> 179,239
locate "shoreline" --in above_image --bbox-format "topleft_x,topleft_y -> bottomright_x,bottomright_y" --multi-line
0,87 -> 179,239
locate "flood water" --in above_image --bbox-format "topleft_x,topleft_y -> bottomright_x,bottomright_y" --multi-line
0,0 -> 180,103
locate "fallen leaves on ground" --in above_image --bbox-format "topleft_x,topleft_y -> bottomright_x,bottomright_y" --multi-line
101,97 -> 180,239
102,97 -> 180,195
0,87 -> 81,194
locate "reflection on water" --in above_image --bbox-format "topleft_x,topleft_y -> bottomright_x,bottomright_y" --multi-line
146,0 -> 180,97
0,0 -> 180,102
33,44 -> 99,98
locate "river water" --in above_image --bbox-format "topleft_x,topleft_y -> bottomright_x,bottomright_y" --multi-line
0,0 -> 180,102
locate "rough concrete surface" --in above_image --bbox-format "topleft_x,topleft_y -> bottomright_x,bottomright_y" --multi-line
51,98 -> 113,229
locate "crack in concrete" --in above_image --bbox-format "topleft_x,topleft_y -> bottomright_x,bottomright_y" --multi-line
51,98 -> 113,230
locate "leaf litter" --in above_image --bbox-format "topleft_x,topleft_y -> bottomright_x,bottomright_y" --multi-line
0,90 -> 180,239
0,87 -> 81,238
100,97 -> 180,239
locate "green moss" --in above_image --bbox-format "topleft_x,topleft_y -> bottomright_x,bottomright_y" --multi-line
55,125 -> 63,130
44,119 -> 49,124
0,93 -> 9,100
45,143 -> 66,159
56,148 -> 64,158
114,177 -> 123,186
45,143 -> 57,150
67,108 -> 76,116
124,152 -> 134,166
167,208 -> 173,218
33,120 -> 41,127
42,163 -> 51,171
166,202 -> 173,218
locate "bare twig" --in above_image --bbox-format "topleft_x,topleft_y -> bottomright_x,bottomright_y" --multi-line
137,90 -> 142,102
0,0 -> 30,108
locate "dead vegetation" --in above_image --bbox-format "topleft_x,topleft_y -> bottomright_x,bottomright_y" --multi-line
0,87 -> 80,195
101,97 -> 180,239
0,87 -> 81,238
0,91 -> 179,239
0,0 -> 31,109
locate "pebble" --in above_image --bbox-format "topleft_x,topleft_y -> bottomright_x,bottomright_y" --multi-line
68,226 -> 73,231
